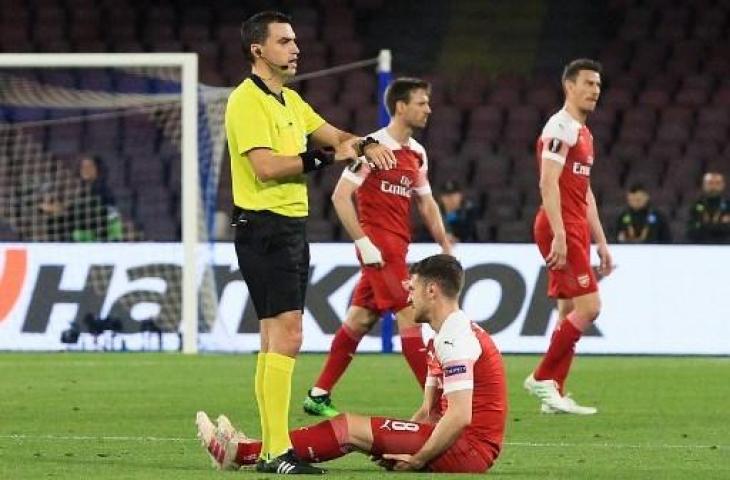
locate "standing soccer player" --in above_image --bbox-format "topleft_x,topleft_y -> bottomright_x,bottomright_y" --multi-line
197,254 -> 508,474
524,59 -> 613,414
226,11 -> 396,474
302,78 -> 452,418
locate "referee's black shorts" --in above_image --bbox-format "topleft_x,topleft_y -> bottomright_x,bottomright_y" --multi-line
233,208 -> 309,319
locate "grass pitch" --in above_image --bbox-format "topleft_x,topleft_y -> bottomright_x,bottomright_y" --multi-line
1,353 -> 728,479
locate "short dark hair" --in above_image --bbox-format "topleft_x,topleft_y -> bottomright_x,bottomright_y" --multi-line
409,254 -> 464,299
562,58 -> 602,83
384,77 -> 431,117
441,179 -> 461,194
627,182 -> 647,194
241,11 -> 292,64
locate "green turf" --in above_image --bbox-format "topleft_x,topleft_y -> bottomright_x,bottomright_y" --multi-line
1,353 -> 728,479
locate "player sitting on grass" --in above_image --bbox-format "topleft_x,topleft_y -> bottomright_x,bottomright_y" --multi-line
196,254 -> 507,474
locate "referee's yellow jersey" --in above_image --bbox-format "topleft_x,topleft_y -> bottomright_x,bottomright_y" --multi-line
226,75 -> 325,217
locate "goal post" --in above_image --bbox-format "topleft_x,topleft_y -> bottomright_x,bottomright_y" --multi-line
0,50 -> 396,354
0,53 -> 200,353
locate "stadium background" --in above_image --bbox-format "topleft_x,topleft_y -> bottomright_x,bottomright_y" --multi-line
2,0 -> 729,244
2,0 -> 729,354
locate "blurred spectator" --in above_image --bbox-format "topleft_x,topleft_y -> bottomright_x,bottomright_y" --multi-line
615,183 -> 671,244
686,172 -> 730,244
68,154 -> 122,241
438,180 -> 478,242
36,179 -> 72,241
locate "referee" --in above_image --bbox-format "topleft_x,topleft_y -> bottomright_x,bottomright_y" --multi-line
225,11 -> 396,475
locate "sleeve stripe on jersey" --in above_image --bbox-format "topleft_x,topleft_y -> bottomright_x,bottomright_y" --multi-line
414,185 -> 432,196
242,146 -> 273,155
341,168 -> 365,186
443,380 -> 474,394
542,150 -> 566,165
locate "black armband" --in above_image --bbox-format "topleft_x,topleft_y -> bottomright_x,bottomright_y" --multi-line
301,149 -> 334,173
355,136 -> 379,157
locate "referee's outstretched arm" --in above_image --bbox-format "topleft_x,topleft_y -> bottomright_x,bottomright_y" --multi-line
247,124 -> 395,181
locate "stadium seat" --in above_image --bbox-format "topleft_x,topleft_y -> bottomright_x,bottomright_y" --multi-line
2,0 -> 728,243
471,156 -> 511,188
487,86 -> 521,109
601,87 -> 634,109
494,220 -> 531,242
434,159 -> 472,186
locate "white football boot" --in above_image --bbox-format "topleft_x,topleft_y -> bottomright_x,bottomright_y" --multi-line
215,414 -> 262,467
524,374 -> 566,411
195,411 -> 240,470
541,394 -> 598,415
525,374 -> 598,415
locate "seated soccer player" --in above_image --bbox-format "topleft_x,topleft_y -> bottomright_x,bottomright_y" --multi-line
196,254 -> 507,474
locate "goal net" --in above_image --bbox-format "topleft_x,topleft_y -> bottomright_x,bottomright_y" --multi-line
0,54 -> 222,352
0,52 -> 393,354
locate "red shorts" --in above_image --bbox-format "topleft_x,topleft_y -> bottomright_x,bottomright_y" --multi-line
351,237 -> 409,314
369,417 -> 497,473
534,212 -> 598,299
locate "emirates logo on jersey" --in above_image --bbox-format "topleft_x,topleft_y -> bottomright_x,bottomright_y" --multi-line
572,162 -> 592,177
380,175 -> 413,198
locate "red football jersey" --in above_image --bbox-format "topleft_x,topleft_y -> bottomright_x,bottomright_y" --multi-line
536,108 -> 595,224
426,311 -> 507,459
340,128 -> 431,243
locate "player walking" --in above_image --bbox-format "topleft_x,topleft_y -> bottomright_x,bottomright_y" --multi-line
524,58 -> 613,415
303,78 -> 452,418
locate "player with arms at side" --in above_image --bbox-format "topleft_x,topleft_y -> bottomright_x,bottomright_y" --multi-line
226,10 -> 395,475
524,58 -> 613,415
197,254 -> 508,474
302,77 -> 453,418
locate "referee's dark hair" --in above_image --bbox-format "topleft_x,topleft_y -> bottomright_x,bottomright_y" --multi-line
562,58 -> 603,83
384,77 -> 431,117
409,254 -> 464,299
241,11 -> 292,64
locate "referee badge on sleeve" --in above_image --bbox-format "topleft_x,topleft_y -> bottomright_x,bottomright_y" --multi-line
548,138 -> 563,153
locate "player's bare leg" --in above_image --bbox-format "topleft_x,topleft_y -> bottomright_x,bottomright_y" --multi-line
395,305 -> 428,387
344,306 -> 380,337
525,294 -> 599,414
341,413 -> 376,450
304,306 -> 378,417
568,291 -> 601,331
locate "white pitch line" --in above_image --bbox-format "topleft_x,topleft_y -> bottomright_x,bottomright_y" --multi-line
1,434 -> 727,450
0,434 -> 190,442
506,441 -> 728,450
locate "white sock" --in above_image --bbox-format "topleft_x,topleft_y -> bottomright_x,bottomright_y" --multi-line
310,387 -> 329,397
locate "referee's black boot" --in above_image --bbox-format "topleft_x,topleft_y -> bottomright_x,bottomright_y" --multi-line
255,449 -> 326,475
